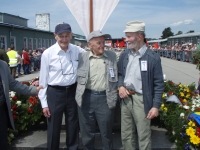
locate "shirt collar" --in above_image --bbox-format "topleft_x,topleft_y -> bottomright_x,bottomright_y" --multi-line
55,42 -> 72,54
89,51 -> 108,59
129,44 -> 147,57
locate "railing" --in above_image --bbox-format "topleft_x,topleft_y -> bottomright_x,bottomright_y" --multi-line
154,50 -> 196,63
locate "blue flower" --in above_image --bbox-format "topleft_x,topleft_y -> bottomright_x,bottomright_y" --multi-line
185,143 -> 190,149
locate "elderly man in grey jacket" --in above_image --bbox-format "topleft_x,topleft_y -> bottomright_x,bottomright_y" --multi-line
0,60 -> 43,149
76,30 -> 118,150
118,21 -> 164,150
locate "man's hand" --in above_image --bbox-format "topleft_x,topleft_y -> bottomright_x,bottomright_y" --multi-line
43,107 -> 51,118
118,86 -> 130,98
147,107 -> 159,120
36,85 -> 44,95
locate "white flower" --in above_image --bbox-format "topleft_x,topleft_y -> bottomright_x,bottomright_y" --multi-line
9,91 -> 16,98
183,105 -> 190,109
196,104 -> 200,107
9,133 -> 14,138
16,101 -> 21,106
175,140 -> 177,143
191,107 -> 195,111
172,131 -> 175,135
180,113 -> 185,117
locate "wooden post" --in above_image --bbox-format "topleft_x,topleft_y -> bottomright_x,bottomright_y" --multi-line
90,0 -> 93,33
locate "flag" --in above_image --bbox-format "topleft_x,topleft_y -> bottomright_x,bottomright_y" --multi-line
153,42 -> 159,49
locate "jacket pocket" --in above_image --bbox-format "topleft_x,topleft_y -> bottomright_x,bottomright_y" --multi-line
77,70 -> 87,85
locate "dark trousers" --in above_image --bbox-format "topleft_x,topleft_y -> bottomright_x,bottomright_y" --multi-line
47,84 -> 79,150
0,104 -> 8,150
24,64 -> 30,74
78,91 -> 114,150
10,67 -> 16,78
17,64 -> 21,73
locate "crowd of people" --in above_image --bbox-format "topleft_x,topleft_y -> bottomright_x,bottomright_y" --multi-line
149,42 -> 199,52
0,46 -> 46,78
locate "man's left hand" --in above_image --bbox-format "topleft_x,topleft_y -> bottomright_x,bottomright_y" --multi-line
147,107 -> 159,120
36,85 -> 44,95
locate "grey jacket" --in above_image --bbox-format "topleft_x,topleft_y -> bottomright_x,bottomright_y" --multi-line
76,50 -> 118,109
0,60 -> 36,129
118,48 -> 164,114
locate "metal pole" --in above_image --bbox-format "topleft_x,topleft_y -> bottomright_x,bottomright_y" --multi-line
90,0 -> 93,33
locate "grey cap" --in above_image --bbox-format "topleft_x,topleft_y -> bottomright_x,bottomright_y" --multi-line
87,30 -> 111,42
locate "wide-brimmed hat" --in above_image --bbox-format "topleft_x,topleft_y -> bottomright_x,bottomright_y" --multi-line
123,20 -> 145,32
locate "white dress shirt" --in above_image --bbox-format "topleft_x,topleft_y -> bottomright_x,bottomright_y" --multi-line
38,42 -> 85,108
124,44 -> 147,94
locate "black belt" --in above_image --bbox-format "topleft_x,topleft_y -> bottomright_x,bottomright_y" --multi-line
48,82 -> 77,90
85,89 -> 106,95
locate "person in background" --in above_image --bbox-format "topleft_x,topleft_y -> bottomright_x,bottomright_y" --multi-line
118,20 -> 164,150
32,50 -> 40,71
0,59 -> 43,149
76,30 -> 117,150
7,45 -> 18,78
22,48 -> 31,75
38,23 -> 85,150
17,51 -> 23,76
0,48 -> 9,65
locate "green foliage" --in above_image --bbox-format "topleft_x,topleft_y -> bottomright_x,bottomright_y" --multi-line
161,27 -> 174,39
193,49 -> 200,70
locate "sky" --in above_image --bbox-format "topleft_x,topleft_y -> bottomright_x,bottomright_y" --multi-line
1,0 -> 200,39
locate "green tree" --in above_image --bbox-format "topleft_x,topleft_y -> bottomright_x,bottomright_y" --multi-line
175,31 -> 183,35
161,27 -> 174,39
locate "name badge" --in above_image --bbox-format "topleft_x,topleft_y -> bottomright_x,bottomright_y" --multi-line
141,61 -> 147,71
109,68 -> 115,77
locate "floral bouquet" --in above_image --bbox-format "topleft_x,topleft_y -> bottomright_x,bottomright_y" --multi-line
159,80 -> 200,149
8,77 -> 43,144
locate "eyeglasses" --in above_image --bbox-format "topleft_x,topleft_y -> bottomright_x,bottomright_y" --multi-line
59,52 -> 74,75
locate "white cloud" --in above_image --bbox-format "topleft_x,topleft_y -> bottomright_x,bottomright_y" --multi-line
169,19 -> 195,27
184,19 -> 195,24
170,21 -> 183,26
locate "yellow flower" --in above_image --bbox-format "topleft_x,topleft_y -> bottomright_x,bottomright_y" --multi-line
182,99 -> 187,103
179,84 -> 183,88
190,135 -> 200,145
186,88 -> 190,93
186,127 -> 195,136
162,93 -> 166,99
161,104 -> 164,108
180,92 -> 184,97
186,94 -> 190,98
164,107 -> 168,112
188,121 -> 195,127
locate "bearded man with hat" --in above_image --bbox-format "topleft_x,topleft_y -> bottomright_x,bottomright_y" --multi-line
38,23 -> 85,150
118,21 -> 164,150
76,30 -> 118,150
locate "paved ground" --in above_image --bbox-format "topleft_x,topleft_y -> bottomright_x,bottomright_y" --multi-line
12,57 -> 199,149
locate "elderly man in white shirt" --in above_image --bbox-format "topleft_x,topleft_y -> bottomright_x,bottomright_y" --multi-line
39,23 -> 85,150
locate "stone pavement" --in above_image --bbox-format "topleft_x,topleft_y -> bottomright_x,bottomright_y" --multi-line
10,126 -> 175,150
12,57 -> 199,150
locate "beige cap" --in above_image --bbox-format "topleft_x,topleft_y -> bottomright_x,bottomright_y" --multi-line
123,20 -> 145,32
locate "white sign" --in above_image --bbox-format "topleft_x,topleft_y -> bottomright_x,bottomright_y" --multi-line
63,0 -> 119,38
35,13 -> 50,31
